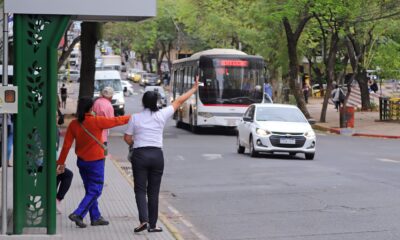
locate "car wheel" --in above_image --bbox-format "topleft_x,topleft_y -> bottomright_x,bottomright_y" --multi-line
237,135 -> 245,154
249,136 -> 259,158
305,153 -> 315,160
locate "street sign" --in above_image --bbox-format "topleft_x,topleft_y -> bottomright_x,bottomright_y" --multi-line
0,86 -> 18,113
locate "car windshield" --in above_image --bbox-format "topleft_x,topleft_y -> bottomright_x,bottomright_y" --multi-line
256,107 -> 307,123
94,79 -> 123,92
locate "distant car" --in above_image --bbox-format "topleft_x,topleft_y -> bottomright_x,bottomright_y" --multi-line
131,70 -> 147,83
237,104 -> 316,160
140,73 -> 161,86
121,80 -> 134,96
144,86 -> 167,107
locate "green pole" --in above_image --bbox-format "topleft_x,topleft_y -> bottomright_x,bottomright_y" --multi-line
13,14 -> 70,235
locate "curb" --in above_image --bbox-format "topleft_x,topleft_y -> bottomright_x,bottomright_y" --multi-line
109,156 -> 184,240
313,124 -> 400,139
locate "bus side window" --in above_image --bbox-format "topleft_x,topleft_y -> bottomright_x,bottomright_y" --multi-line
189,66 -> 193,88
180,69 -> 184,94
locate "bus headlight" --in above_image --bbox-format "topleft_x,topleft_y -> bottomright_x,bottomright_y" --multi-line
256,128 -> 271,136
198,112 -> 214,118
304,130 -> 316,138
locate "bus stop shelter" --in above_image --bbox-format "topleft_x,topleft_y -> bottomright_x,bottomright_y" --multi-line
2,0 -> 155,235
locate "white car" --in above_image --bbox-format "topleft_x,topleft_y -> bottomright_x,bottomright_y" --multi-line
121,80 -> 134,96
237,104 -> 316,160
144,86 -> 167,108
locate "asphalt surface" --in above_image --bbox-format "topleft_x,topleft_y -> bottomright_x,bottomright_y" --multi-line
108,82 -> 400,240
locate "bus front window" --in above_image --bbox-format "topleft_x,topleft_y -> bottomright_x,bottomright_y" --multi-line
199,62 -> 264,105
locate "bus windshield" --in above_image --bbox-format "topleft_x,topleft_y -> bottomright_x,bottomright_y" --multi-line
199,58 -> 265,105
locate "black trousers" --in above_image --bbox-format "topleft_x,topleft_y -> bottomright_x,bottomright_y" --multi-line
56,168 -> 73,200
131,147 -> 164,228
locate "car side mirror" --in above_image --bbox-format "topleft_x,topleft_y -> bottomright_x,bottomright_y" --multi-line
308,118 -> 316,125
243,116 -> 252,122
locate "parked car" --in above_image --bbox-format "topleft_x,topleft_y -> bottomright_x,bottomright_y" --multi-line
140,73 -> 161,86
144,86 -> 167,107
237,104 -> 316,160
121,80 -> 134,96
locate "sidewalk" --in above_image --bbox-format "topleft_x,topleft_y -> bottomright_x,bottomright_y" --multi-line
308,97 -> 400,138
0,152 -> 176,239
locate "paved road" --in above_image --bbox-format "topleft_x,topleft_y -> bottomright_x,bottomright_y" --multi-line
109,82 -> 400,240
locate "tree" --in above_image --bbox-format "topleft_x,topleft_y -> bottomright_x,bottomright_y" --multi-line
57,23 -> 80,70
79,22 -> 102,98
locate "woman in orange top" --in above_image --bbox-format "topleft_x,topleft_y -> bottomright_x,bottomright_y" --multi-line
57,97 -> 130,228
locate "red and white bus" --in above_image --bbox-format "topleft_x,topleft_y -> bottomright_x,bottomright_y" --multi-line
170,49 -> 268,132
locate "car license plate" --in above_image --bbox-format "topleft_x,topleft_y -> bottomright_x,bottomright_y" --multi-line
226,119 -> 238,126
280,138 -> 296,144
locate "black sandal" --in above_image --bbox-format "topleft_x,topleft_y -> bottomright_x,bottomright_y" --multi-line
134,222 -> 148,233
148,226 -> 163,232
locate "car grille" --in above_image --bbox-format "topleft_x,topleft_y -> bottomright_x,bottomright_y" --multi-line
269,135 -> 306,148
111,100 -> 117,104
271,131 -> 304,136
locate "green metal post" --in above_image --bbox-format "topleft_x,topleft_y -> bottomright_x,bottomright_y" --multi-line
13,14 -> 70,235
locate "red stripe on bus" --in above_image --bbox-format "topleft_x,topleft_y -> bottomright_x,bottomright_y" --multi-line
203,104 -> 249,107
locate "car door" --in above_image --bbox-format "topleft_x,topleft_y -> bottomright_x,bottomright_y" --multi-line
238,106 -> 251,145
240,105 -> 255,147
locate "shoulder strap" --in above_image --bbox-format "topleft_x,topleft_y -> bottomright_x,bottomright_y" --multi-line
79,123 -> 107,151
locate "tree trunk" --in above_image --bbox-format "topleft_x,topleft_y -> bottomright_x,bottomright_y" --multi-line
58,36 -> 81,70
320,32 -> 339,123
357,70 -> 371,110
79,22 -> 100,98
147,54 -> 153,73
282,17 -> 311,119
140,55 -> 147,72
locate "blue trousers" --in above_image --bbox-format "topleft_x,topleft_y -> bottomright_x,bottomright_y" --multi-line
73,158 -> 105,222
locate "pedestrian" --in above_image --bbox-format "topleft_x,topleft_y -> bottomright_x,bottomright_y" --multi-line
57,97 -> 130,228
124,77 -> 199,233
56,97 -> 73,214
302,83 -> 310,104
331,85 -> 345,111
93,87 -> 115,146
60,84 -> 68,109
370,80 -> 378,93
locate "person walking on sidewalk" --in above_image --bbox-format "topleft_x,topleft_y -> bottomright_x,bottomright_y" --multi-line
60,84 -> 68,109
124,77 -> 199,233
57,97 -> 130,228
302,83 -> 310,104
93,87 -> 114,146
331,85 -> 345,111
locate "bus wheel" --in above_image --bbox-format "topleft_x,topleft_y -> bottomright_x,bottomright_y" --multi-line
190,113 -> 198,133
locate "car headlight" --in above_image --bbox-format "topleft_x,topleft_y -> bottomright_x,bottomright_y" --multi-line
304,130 -> 316,138
157,79 -> 161,83
144,79 -> 148,83
256,128 -> 271,136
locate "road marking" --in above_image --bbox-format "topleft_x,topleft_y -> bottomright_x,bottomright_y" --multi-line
166,205 -> 209,240
377,158 -> 400,163
202,154 -> 222,161
176,155 -> 185,161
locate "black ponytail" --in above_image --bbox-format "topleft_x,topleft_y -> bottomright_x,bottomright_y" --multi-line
142,91 -> 159,112
76,97 -> 94,123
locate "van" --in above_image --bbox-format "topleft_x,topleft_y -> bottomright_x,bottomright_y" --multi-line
94,70 -> 125,116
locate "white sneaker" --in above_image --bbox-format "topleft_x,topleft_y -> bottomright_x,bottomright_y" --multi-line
56,199 -> 62,214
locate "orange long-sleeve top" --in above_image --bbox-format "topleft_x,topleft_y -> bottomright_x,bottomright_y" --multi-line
57,113 -> 130,165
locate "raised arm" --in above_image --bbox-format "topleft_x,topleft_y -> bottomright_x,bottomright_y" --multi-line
172,76 -> 199,111
95,115 -> 130,129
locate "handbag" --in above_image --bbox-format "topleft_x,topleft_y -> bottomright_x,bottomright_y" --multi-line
79,123 -> 108,156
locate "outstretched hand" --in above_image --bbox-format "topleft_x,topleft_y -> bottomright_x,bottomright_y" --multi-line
192,75 -> 200,90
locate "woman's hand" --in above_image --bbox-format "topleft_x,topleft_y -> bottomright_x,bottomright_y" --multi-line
56,164 -> 65,175
192,75 -> 200,91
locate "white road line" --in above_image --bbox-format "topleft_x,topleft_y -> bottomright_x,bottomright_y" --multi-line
176,155 -> 185,161
202,154 -> 222,161
377,158 -> 400,163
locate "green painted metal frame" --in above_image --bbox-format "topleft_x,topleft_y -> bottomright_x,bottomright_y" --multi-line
13,14 -> 70,234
